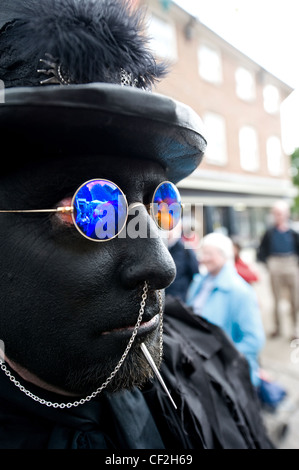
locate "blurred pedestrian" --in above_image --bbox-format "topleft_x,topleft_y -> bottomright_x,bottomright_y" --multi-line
257,200 -> 299,338
166,222 -> 199,302
232,238 -> 259,284
187,233 -> 265,388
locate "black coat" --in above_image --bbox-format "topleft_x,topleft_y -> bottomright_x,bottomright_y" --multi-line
0,297 -> 273,449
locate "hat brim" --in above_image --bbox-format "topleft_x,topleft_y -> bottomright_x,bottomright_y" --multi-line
0,83 -> 206,183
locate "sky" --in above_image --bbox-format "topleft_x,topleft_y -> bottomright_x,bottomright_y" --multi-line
173,0 -> 299,154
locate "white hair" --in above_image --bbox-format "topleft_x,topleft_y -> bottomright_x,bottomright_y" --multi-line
272,200 -> 290,214
200,232 -> 234,261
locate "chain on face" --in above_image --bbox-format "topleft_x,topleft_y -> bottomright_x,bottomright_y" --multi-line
158,290 -> 164,366
0,281 -> 164,408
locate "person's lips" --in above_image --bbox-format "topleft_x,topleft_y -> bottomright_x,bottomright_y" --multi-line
101,313 -> 160,338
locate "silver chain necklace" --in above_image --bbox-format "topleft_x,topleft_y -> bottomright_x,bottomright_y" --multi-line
0,282 -> 164,409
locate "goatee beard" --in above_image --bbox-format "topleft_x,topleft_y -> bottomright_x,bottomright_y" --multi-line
64,335 -> 161,396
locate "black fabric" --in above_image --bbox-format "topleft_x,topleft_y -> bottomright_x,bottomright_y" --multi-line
0,297 -> 273,449
143,296 -> 274,449
0,84 -> 206,184
0,369 -> 165,449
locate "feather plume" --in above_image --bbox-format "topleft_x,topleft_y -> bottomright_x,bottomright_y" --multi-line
0,0 -> 167,88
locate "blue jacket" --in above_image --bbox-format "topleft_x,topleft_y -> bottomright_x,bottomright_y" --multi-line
186,262 -> 265,387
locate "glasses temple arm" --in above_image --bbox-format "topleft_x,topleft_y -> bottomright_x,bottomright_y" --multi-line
0,202 -> 184,214
0,207 -> 73,214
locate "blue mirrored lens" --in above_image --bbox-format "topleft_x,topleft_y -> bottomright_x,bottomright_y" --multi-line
152,182 -> 181,230
73,179 -> 127,241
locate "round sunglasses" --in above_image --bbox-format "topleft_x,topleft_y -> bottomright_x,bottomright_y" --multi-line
0,179 -> 182,242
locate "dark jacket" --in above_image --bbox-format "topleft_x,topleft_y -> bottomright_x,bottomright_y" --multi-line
0,297 -> 273,449
166,239 -> 199,302
149,296 -> 273,449
257,227 -> 299,263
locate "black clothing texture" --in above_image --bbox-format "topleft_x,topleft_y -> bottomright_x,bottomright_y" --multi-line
166,240 -> 199,302
0,371 -> 164,449
257,227 -> 299,263
0,297 -> 273,449
146,297 -> 273,449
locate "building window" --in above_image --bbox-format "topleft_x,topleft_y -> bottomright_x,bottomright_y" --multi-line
233,206 -> 269,245
263,84 -> 280,114
235,67 -> 256,101
203,112 -> 227,165
239,125 -> 259,171
267,136 -> 283,175
147,14 -> 177,61
198,44 -> 222,85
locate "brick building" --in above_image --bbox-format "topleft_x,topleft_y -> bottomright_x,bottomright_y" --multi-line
139,0 -> 295,246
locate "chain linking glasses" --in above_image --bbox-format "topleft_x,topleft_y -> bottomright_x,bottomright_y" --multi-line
0,179 -> 182,242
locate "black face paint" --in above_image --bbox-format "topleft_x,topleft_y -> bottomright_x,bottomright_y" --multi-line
0,155 -> 176,395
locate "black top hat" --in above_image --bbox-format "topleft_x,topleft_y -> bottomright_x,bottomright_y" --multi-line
0,0 -> 206,182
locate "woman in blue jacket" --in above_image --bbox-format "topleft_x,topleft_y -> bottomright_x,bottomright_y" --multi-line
187,233 -> 265,388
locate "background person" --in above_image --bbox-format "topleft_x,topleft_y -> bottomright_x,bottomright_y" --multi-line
166,222 -> 199,302
187,233 -> 265,388
257,200 -> 299,339
232,238 -> 260,284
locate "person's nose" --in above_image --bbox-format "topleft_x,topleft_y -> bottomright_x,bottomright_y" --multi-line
119,205 -> 177,290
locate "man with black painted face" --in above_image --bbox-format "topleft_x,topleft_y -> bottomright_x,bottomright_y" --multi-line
0,0 -> 273,450
0,156 -> 176,395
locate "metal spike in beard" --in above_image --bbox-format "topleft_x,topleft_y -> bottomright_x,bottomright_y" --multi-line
0,282 -> 176,410
140,343 -> 177,409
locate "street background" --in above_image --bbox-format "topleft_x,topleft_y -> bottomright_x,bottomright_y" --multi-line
247,255 -> 299,449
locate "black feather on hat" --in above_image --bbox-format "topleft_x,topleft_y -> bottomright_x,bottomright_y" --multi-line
0,0 -> 207,183
0,0 -> 166,88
